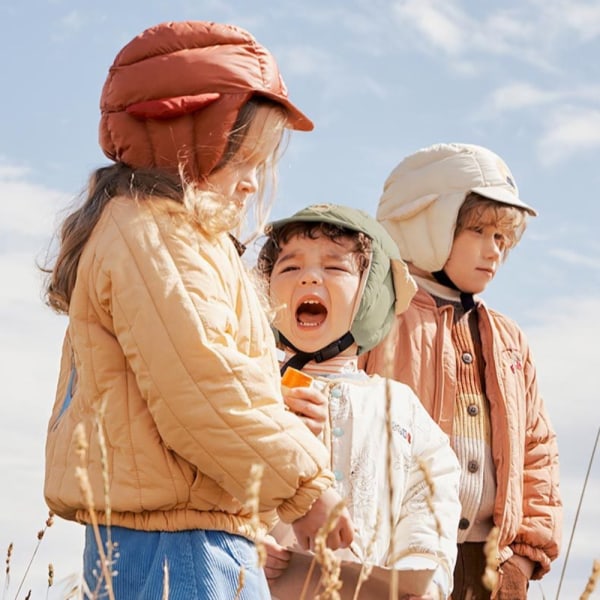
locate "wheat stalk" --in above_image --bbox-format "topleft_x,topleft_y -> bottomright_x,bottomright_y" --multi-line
161,559 -> 170,600
418,458 -> 443,538
45,563 -> 54,600
311,500 -> 346,600
579,559 -> 600,600
481,526 -> 500,592
94,399 -> 114,570
233,566 -> 246,600
245,463 -> 266,568
556,427 -> 599,600
351,513 -> 379,600
73,423 -> 115,600
3,542 -> 13,598
12,512 -> 55,600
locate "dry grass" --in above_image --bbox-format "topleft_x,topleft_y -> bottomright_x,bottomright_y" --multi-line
244,463 -> 266,569
5,364 -> 597,599
481,526 -> 500,593
579,559 -> 600,600
307,500 -> 345,600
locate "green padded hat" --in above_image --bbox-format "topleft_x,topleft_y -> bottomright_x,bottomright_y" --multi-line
265,203 -> 417,356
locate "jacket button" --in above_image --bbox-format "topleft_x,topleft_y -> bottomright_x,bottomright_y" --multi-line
462,352 -> 473,364
331,387 -> 342,399
332,426 -> 345,438
334,469 -> 344,481
458,517 -> 470,530
468,460 -> 479,473
467,404 -> 479,416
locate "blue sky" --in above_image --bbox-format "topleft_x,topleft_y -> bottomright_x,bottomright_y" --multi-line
1,1 -> 599,597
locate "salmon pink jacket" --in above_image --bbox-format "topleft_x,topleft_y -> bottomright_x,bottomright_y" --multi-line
44,196 -> 334,537
363,287 -> 562,579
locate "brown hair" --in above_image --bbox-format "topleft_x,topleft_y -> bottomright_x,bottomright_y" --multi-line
455,192 -> 528,259
257,221 -> 372,280
44,97 -> 288,314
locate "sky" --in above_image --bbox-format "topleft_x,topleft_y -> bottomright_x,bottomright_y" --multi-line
0,0 -> 599,597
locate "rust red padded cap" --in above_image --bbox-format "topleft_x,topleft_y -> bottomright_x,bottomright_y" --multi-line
99,21 -> 313,181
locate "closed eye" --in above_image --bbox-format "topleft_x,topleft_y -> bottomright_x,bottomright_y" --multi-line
278,265 -> 299,273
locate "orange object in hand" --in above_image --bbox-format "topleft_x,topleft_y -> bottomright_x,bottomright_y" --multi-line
281,367 -> 313,388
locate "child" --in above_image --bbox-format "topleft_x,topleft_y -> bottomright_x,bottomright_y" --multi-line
42,21 -> 353,600
257,204 -> 462,600
364,143 -> 562,599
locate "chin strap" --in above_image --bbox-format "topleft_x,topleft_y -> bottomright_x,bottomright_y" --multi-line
279,332 -> 356,376
431,269 -> 475,311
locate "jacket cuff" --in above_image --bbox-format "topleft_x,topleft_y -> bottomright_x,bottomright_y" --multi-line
510,542 -> 552,580
276,471 -> 334,523
508,554 -> 535,579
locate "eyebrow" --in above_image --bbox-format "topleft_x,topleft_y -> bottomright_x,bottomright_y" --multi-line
276,248 -> 354,264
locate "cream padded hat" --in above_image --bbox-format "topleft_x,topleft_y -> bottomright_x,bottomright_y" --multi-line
376,143 -> 537,273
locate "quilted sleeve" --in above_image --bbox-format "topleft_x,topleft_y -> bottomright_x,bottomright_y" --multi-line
510,335 -> 562,579
94,200 -> 333,518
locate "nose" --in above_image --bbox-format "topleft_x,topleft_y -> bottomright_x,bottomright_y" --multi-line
483,236 -> 502,259
238,168 -> 258,195
300,268 -> 321,285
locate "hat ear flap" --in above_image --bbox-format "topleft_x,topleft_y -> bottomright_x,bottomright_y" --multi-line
125,92 -> 221,120
379,193 -> 438,222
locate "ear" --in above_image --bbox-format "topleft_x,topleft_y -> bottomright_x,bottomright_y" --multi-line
125,92 -> 221,120
391,258 -> 417,315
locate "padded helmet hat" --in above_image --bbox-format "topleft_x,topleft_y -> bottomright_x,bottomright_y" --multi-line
99,21 -> 313,183
263,204 -> 417,372
376,143 -> 537,273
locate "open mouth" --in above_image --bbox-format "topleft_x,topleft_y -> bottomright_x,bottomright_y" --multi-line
296,299 -> 327,328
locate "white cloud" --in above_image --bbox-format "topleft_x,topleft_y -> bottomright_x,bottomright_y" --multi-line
524,295 -> 600,597
59,10 -> 84,32
539,0 -> 600,41
278,45 -> 338,78
486,82 -> 600,113
549,248 -> 600,270
0,167 -> 81,598
487,83 -> 559,112
392,0 -> 468,56
526,296 -> 600,431
0,161 -> 70,240
389,0 -> 600,74
538,107 -> 600,165
565,2 -> 600,39
390,0 -> 557,71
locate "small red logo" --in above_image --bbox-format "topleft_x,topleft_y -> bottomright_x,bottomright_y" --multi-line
510,359 -> 522,373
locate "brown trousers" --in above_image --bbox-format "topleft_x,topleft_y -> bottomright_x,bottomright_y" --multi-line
451,542 -> 529,600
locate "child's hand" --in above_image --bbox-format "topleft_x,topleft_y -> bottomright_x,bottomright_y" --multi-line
263,534 -> 291,581
291,487 -> 354,551
282,385 -> 328,436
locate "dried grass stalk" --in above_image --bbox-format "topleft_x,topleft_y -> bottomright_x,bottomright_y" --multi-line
47,562 -> 54,588
418,458 -> 443,538
162,559 -> 170,600
312,500 -> 346,600
580,559 -> 600,600
481,526 -> 500,592
233,566 -> 246,600
244,463 -> 266,568
73,423 -> 115,600
13,512 -> 55,599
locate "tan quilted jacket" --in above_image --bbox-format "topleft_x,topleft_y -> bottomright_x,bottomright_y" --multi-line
44,196 -> 333,537
363,287 -> 562,579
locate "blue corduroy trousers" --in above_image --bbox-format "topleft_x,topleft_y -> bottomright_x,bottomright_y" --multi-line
83,525 -> 271,599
